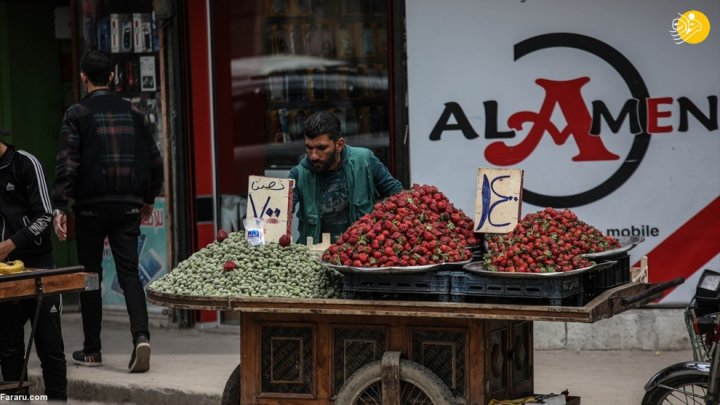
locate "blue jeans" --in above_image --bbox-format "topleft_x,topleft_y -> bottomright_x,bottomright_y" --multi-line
75,203 -> 149,352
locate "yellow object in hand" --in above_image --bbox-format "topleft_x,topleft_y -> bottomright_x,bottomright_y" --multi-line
0,260 -> 25,274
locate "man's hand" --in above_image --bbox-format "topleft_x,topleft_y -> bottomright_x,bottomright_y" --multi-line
0,239 -> 16,261
141,204 -> 154,222
54,211 -> 68,241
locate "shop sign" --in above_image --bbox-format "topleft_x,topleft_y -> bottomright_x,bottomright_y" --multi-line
406,0 -> 719,303
427,33 -> 717,208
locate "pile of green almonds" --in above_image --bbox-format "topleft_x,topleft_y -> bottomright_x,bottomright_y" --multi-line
148,231 -> 343,298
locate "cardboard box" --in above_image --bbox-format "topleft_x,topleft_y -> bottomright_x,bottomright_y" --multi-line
132,13 -> 152,53
96,16 -> 110,53
110,13 -> 131,53
151,12 -> 160,52
139,56 -> 156,92
121,17 -> 133,52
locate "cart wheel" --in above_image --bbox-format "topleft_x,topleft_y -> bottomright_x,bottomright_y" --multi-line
335,359 -> 456,405
221,364 -> 241,405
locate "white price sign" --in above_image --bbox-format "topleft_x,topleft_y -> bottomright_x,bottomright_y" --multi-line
246,176 -> 294,244
474,168 -> 524,234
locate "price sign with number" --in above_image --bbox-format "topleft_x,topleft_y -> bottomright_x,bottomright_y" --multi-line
246,176 -> 294,243
474,168 -> 523,234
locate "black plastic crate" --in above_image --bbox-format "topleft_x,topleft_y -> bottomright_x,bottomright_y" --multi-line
448,269 -> 585,306
342,291 -> 451,302
342,270 -> 451,301
583,253 -> 630,302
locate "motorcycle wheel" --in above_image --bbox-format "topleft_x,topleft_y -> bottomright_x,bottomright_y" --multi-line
641,373 -> 709,405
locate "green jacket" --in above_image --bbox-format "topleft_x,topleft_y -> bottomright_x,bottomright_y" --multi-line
288,145 -> 403,244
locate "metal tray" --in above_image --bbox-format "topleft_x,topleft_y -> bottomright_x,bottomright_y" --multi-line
581,236 -> 644,259
326,263 -> 440,274
325,258 -> 472,274
462,260 -> 614,278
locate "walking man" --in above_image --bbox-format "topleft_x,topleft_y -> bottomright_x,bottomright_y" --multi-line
52,50 -> 163,373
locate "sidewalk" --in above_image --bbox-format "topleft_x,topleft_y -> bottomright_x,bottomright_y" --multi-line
24,312 -> 693,404
27,312 -> 239,404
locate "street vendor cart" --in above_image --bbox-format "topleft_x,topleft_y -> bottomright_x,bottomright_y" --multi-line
147,181 -> 671,404
147,276 -> 679,405
0,266 -> 98,395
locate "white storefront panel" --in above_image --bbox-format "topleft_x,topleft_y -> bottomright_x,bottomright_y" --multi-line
407,0 -> 719,303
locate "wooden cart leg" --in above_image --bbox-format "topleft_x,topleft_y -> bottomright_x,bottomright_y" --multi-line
381,351 -> 401,405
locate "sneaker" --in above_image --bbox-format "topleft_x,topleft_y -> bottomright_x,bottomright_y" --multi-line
129,335 -> 151,373
72,350 -> 102,366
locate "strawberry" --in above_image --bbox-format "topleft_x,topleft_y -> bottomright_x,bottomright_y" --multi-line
223,260 -> 237,271
278,234 -> 291,247
483,208 -> 618,273
326,184 -> 481,268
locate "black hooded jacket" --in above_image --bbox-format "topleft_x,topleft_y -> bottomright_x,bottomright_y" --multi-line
0,143 -> 53,266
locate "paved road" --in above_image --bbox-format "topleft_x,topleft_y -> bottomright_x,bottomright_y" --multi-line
535,349 -> 693,404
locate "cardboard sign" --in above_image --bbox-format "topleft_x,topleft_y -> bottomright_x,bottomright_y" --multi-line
474,168 -> 523,234
246,176 -> 294,243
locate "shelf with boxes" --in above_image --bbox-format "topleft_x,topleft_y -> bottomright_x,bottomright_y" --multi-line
259,0 -> 391,156
83,9 -> 159,95
92,12 -> 158,55
263,18 -> 388,60
263,62 -> 389,142
108,52 -> 158,94
265,64 -> 387,104
264,0 -> 387,20
79,5 -> 162,145
266,103 -> 389,143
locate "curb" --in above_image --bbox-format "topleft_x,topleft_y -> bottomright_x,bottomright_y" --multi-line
28,373 -> 223,405
534,307 -> 690,350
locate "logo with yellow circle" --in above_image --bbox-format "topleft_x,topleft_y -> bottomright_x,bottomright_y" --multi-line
671,10 -> 711,44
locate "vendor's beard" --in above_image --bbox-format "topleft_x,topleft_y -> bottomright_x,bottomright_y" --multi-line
312,148 -> 340,172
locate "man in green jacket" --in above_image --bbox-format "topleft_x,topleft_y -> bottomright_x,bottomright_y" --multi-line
289,111 -> 403,244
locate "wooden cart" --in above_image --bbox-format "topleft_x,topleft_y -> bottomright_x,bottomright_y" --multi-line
147,279 -> 677,405
0,266 -> 98,395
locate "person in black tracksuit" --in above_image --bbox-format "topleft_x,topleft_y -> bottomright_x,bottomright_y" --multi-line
0,132 -> 67,400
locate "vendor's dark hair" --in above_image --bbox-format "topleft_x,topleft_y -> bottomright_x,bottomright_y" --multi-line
304,110 -> 341,141
80,49 -> 113,86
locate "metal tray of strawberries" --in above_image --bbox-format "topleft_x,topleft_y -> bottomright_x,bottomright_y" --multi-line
325,259 -> 472,275
462,261 -> 613,278
581,235 -> 644,260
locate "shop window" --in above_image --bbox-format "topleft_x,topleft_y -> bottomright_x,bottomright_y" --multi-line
210,0 -> 393,238
75,0 -> 162,153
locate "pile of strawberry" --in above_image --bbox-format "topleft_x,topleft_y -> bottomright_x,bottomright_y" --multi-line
322,184 -> 478,267
483,207 -> 620,273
